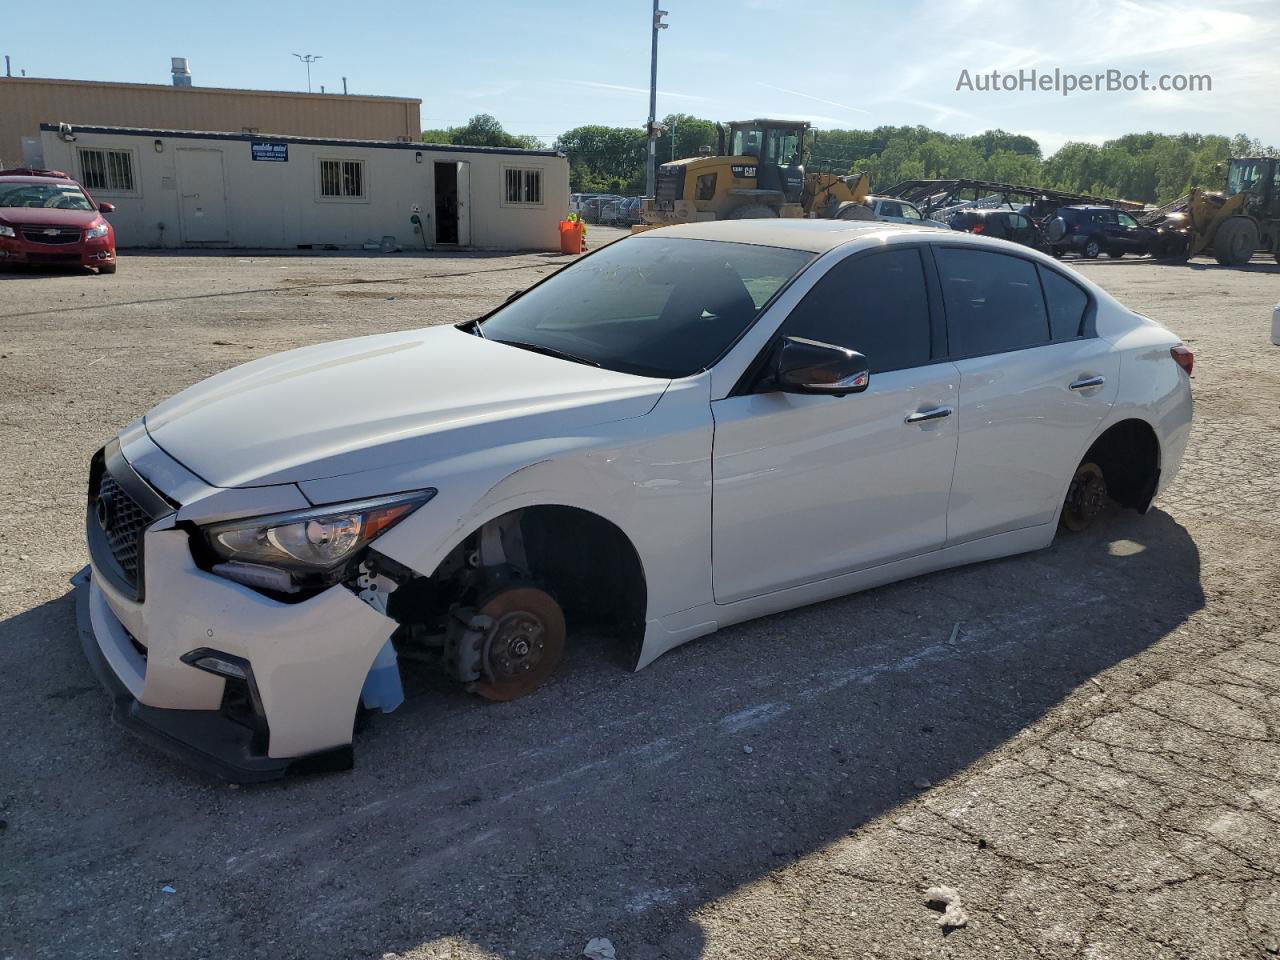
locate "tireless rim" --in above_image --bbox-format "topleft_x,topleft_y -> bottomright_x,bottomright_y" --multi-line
1061,461 -> 1108,532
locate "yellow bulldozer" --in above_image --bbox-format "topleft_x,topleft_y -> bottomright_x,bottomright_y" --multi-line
635,119 -> 874,231
1143,156 -> 1280,265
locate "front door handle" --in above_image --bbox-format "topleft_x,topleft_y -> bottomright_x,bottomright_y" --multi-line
1069,375 -> 1105,390
905,405 -> 953,424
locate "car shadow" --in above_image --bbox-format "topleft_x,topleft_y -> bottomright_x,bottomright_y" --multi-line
2,508 -> 1204,959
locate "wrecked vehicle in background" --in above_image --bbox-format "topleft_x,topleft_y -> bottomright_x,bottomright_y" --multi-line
77,220 -> 1193,781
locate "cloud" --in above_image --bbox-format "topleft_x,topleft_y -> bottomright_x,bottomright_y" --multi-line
563,79 -> 712,103
755,82 -> 870,116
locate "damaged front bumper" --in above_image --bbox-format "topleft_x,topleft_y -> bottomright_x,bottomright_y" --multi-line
78,437 -> 403,783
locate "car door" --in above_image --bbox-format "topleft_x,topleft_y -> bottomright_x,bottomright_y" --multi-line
1115,211 -> 1145,252
876,199 -> 905,224
1007,213 -> 1035,246
933,246 -> 1120,543
711,246 -> 960,603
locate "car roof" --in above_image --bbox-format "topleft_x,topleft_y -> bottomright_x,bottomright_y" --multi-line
636,219 -> 941,253
0,175 -> 78,185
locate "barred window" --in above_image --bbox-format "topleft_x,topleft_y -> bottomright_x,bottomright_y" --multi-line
319,159 -> 365,199
79,148 -> 135,192
504,167 -> 543,205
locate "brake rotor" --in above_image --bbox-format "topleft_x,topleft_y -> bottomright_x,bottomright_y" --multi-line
1061,462 -> 1108,532
471,586 -> 566,702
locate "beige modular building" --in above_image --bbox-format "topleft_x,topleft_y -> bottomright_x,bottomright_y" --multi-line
0,74 -> 421,168
39,124 -> 569,251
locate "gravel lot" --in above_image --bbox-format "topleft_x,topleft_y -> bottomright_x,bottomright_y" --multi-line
2,233 -> 1279,960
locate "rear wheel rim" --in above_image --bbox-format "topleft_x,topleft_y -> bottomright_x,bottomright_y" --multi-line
1062,462 -> 1107,532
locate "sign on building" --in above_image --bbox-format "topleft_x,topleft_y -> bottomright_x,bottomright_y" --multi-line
250,141 -> 289,162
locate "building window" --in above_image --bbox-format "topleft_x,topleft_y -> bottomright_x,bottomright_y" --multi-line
319,159 -> 365,199
504,167 -> 543,205
79,148 -> 135,193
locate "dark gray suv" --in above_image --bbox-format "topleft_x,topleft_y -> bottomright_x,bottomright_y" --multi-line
1046,205 -> 1159,259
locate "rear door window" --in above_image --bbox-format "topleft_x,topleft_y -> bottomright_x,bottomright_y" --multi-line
936,248 -> 1050,357
1038,265 -> 1089,339
779,248 -> 932,373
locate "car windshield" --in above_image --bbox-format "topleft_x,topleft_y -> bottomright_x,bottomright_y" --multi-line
0,182 -> 94,211
477,236 -> 814,378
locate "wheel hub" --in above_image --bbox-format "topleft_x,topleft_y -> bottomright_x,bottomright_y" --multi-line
487,611 -> 546,682
471,586 -> 566,702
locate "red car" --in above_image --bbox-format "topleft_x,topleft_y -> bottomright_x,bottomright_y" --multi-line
0,168 -> 117,274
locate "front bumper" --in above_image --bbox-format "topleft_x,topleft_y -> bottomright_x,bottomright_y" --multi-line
0,236 -> 115,268
79,440 -> 400,782
73,567 -> 340,781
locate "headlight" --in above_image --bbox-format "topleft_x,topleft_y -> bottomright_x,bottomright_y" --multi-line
0,224 -> 14,238
85,221 -> 110,239
201,490 -> 435,587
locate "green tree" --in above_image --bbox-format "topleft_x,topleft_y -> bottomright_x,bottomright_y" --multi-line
654,113 -> 719,163
554,125 -> 647,193
420,115 -> 544,150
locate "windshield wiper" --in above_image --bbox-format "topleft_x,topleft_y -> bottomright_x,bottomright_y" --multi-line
490,338 -> 601,368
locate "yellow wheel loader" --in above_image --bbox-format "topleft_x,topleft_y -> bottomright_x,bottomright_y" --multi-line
1144,157 -> 1280,266
635,119 -> 874,231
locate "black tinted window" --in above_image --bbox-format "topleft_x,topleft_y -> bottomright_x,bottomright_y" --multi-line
479,237 -> 813,378
1038,266 -> 1089,339
780,248 -> 932,372
936,248 -> 1049,356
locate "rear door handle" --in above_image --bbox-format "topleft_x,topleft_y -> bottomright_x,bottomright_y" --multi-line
1069,375 -> 1105,390
905,405 -> 953,424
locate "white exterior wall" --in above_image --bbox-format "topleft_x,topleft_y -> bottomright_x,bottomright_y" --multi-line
40,129 -> 568,251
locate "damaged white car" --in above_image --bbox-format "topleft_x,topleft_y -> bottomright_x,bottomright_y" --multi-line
77,220 -> 1193,781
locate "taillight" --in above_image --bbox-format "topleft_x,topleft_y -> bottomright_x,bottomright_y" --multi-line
1171,344 -> 1194,377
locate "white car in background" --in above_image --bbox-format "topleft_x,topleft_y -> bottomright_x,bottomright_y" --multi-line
867,195 -> 950,229
77,220 -> 1193,781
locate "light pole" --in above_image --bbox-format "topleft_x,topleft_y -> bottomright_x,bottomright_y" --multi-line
293,53 -> 322,93
645,4 -> 668,199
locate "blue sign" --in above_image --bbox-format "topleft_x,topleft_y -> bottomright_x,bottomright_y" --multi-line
251,142 -> 288,162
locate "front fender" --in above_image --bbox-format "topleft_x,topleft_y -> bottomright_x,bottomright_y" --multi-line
353,377 -> 716,631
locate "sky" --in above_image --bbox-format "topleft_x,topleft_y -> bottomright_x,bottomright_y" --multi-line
5,0 -> 1278,156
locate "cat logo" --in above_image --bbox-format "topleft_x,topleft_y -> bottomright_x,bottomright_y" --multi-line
730,164 -> 758,179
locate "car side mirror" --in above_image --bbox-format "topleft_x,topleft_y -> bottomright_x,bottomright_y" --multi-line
772,336 -> 870,397
98,202 -> 115,213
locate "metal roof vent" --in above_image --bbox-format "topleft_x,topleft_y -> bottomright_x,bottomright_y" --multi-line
171,57 -> 192,87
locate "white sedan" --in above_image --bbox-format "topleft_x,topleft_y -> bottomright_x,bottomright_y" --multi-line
77,220 -> 1193,780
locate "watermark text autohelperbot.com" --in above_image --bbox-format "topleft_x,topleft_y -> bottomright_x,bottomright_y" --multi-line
956,68 -> 1211,97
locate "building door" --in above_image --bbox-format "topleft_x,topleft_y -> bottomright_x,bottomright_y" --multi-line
433,161 -> 471,246
175,149 -> 228,243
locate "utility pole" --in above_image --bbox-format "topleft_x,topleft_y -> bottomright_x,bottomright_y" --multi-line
292,53 -> 322,93
645,3 -> 668,199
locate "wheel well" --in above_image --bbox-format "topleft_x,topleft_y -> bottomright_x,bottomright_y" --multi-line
387,505 -> 648,666
517,506 -> 647,646
1082,419 -> 1161,511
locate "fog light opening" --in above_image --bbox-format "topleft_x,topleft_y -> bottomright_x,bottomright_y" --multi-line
182,649 -> 249,680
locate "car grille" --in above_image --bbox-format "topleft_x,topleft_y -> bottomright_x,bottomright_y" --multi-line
87,449 -> 172,601
20,226 -> 81,245
96,472 -> 151,587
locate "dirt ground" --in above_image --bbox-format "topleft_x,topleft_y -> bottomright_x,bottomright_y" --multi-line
1,232 -> 1279,960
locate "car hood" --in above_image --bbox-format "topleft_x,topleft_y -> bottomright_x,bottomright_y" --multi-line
144,325 -> 669,489
0,206 -> 100,226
